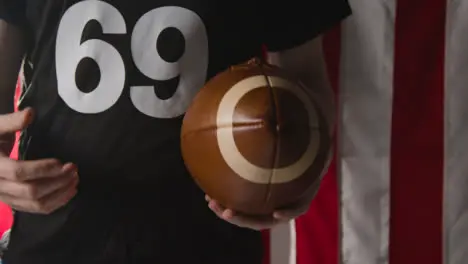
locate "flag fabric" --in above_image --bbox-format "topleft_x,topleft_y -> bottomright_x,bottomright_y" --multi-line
263,0 -> 468,263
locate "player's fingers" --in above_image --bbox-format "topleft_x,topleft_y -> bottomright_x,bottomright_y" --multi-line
37,176 -> 78,214
207,199 -> 225,215
208,200 -> 279,230
272,196 -> 312,220
0,158 -> 65,181
0,108 -> 34,135
0,166 -> 78,200
273,206 -> 308,220
0,176 -> 78,214
224,210 -> 279,231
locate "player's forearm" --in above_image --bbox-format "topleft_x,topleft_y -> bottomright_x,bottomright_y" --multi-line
292,61 -> 335,135
0,20 -> 25,115
266,36 -> 336,135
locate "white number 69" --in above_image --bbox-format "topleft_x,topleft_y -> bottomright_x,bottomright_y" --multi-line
56,1 -> 209,118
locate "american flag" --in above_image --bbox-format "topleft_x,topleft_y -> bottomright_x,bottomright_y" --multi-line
262,0 -> 468,263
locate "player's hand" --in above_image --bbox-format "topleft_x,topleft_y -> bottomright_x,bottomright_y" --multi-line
0,109 -> 79,214
206,194 -> 312,231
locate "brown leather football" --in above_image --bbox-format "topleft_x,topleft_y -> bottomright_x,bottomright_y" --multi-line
181,58 -> 331,216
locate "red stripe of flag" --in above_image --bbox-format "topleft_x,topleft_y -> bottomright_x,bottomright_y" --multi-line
389,0 -> 446,263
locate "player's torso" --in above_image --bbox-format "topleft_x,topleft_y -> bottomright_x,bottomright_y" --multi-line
20,0 -> 264,183
6,3 -> 265,263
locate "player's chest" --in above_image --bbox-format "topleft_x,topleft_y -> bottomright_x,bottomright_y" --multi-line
26,0 -> 258,36
26,0 -> 261,74
23,0 -> 262,120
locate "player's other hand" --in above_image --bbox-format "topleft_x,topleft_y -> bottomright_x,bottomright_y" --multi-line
0,108 -> 78,214
206,194 -> 312,231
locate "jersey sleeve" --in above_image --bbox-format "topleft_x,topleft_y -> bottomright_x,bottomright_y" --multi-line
260,0 -> 352,52
0,0 -> 27,26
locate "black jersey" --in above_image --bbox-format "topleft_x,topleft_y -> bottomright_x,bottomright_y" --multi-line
0,1 -> 351,263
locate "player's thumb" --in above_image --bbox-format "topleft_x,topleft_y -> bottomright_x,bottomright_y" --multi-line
0,108 -> 34,135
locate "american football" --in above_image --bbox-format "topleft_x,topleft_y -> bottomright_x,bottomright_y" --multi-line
181,58 -> 331,215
